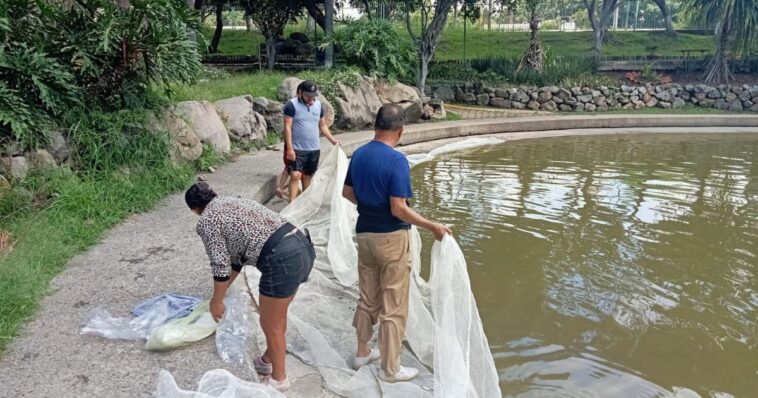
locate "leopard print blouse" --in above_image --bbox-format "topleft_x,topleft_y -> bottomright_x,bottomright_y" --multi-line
196,196 -> 288,280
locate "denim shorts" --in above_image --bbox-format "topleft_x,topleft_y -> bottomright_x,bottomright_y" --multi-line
256,229 -> 315,298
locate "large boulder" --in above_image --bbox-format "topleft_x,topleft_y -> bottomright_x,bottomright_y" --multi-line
277,77 -> 335,127
252,97 -> 285,134
26,149 -> 57,169
46,131 -> 70,164
334,76 -> 382,128
374,79 -> 424,123
173,101 -> 230,154
433,86 -> 455,102
1,156 -> 28,179
150,110 -> 203,163
398,101 -> 423,123
214,95 -> 267,143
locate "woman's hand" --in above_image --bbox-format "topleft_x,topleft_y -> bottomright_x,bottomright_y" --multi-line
210,297 -> 225,322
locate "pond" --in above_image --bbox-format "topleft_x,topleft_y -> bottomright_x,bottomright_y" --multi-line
411,134 -> 757,397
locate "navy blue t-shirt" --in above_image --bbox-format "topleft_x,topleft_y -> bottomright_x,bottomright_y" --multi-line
344,141 -> 412,233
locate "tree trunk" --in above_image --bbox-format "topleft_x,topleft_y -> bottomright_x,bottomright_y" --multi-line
704,22 -> 734,84
417,0 -> 456,94
245,15 -> 252,32
209,3 -> 224,53
266,35 -> 276,70
518,6 -> 544,72
304,3 -> 326,31
652,0 -> 676,36
324,0 -> 334,68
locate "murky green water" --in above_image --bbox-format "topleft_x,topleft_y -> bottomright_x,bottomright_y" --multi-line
411,134 -> 758,397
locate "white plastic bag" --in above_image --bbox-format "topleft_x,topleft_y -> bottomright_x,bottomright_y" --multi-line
154,369 -> 285,398
81,299 -> 174,340
215,294 -> 250,364
145,301 -> 218,351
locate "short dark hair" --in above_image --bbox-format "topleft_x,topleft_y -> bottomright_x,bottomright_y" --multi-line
185,182 -> 217,211
374,103 -> 404,131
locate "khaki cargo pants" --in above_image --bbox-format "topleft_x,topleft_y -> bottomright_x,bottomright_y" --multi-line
352,229 -> 411,374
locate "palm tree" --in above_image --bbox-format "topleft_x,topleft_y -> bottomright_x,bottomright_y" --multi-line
681,0 -> 758,84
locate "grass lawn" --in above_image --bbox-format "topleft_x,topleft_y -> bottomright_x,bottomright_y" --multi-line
210,27 -> 715,61
169,71 -> 287,102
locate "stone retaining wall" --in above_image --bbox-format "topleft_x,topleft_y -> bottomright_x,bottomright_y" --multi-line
429,82 -> 758,112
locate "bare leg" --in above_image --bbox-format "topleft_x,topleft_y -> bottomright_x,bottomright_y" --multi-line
259,294 -> 294,381
302,174 -> 313,191
276,167 -> 289,199
289,171 -> 302,201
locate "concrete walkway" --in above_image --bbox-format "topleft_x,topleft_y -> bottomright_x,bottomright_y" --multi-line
1,115 -> 757,398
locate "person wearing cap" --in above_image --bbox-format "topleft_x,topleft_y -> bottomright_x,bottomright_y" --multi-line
342,104 -> 452,383
282,80 -> 341,201
185,182 -> 316,392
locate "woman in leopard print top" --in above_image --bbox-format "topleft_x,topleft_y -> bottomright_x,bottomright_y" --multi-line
186,182 -> 315,392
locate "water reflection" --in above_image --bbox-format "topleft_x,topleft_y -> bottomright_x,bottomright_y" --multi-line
411,134 -> 758,397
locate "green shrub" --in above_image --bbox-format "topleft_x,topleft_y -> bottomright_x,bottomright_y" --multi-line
325,18 -> 417,82
0,0 -> 203,150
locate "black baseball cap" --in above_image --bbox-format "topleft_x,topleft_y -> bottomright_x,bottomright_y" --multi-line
300,80 -> 319,97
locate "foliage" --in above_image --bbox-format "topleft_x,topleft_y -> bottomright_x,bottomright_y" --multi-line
640,63 -> 659,81
301,67 -> 363,121
242,0 -> 304,69
0,0 -> 203,150
325,18 -> 417,82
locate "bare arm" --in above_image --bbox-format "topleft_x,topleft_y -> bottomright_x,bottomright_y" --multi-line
284,117 -> 295,161
390,196 -> 452,240
342,185 -> 357,205
319,117 -> 341,145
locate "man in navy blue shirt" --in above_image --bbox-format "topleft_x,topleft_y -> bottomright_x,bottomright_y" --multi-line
342,104 -> 451,383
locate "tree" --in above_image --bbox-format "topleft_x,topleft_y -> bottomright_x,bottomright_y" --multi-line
208,0 -> 225,53
244,0 -> 303,70
682,0 -> 758,84
324,0 -> 334,68
517,0 -> 544,72
582,0 -> 625,57
652,0 -> 676,36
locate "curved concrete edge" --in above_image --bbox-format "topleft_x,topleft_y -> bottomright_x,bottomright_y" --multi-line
262,114 -> 758,204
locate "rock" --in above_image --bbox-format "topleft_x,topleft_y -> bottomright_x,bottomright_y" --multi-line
527,100 -> 540,110
173,101 -> 230,154
749,86 -> 758,98
739,90 -> 751,101
558,88 -> 572,99
430,97 -> 444,107
743,100 -> 754,108
334,76 -> 383,128
714,99 -> 729,110
27,149 -> 57,169
598,105 -> 609,112
591,90 -> 601,98
622,103 -> 634,110
463,92 -> 477,103
699,99 -> 715,108
621,85 -> 633,93
585,103 -> 597,112
421,104 -> 434,119
563,97 -> 577,106
655,90 -> 672,102
725,93 -> 738,103
490,97 -> 511,108
596,96 -> 608,107
515,90 -> 530,103
434,86 -> 455,102
751,104 -> 758,112
1,141 -> 23,157
559,104 -> 573,112
630,95 -> 640,102
494,88 -> 509,98
729,101 -> 743,111
707,90 -> 722,99
214,95 -> 267,143
680,91 -> 691,101
695,93 -> 707,102
553,96 -> 564,104
529,91 -> 539,101
46,131 -> 70,164
289,32 -> 310,43
638,86 -> 648,95
581,87 -> 591,94
512,101 -> 526,110
476,94 -> 490,106
577,94 -> 593,103
571,87 -> 583,96
374,80 -> 421,104
155,110 -> 203,162
489,93 -> 495,98
398,101 -> 423,123
753,97 -> 758,103
576,102 -> 586,111
672,98 -> 686,109
540,100 -> 557,111
252,97 -> 285,134
645,97 -> 659,108
731,86 -> 742,95
1,156 -> 28,179
537,91 -> 553,103
657,101 -> 672,109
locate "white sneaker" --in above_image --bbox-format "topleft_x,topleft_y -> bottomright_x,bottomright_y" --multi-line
351,348 -> 381,370
262,375 -> 290,392
379,366 -> 419,383
253,355 -> 272,375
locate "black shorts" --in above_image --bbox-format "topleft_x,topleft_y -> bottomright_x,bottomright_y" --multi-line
288,150 -> 320,176
256,226 -> 315,298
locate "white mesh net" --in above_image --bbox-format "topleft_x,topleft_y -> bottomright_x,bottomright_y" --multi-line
157,142 -> 501,397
